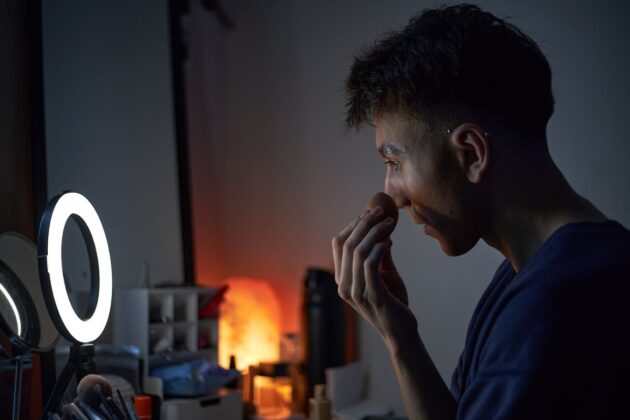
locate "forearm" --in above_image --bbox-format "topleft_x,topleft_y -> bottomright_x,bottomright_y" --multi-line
386,332 -> 457,420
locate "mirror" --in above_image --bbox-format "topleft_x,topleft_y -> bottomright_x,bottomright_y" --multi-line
41,0 -> 191,296
0,233 -> 58,356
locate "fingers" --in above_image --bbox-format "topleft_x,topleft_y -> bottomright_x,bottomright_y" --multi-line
340,209 -> 384,283
332,205 -> 395,307
380,239 -> 396,272
340,214 -> 388,298
350,217 -> 394,302
332,210 -> 368,281
364,240 -> 391,306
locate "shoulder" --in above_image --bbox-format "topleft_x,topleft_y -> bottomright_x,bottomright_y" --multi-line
520,220 -> 630,300
541,220 -> 630,274
481,221 -> 630,367
456,222 -> 630,417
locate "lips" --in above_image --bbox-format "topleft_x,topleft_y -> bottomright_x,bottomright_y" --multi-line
407,208 -> 435,236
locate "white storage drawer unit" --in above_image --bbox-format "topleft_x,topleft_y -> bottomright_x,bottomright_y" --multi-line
162,389 -> 243,419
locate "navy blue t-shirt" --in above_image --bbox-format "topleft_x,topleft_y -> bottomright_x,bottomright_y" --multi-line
451,220 -> 630,419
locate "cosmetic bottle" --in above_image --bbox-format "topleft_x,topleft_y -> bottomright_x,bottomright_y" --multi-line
308,384 -> 331,420
134,395 -> 152,420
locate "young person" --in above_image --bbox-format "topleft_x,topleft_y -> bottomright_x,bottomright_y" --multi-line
332,4 -> 630,419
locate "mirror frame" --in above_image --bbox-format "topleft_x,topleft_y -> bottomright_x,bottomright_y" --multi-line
0,234 -> 58,357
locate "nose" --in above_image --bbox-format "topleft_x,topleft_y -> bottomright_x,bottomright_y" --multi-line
384,177 -> 409,209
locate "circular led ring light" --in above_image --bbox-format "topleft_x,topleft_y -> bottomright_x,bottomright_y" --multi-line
39,192 -> 112,343
0,282 -> 21,337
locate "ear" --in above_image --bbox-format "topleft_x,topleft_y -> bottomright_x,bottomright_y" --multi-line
447,123 -> 490,184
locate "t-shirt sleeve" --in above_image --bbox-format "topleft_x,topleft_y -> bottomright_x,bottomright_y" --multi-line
455,298 -> 554,419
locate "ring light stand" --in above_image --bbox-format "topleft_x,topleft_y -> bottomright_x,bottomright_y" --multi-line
38,192 -> 112,418
43,343 -> 97,416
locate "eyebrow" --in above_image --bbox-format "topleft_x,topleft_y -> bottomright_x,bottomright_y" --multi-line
378,143 -> 406,158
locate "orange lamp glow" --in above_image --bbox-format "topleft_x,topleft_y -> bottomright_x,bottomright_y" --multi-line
219,277 -> 281,371
253,375 -> 292,417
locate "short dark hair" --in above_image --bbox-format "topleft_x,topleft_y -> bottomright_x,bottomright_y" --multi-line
345,4 -> 554,138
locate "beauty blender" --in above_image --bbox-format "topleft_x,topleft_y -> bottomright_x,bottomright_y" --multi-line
366,192 -> 399,229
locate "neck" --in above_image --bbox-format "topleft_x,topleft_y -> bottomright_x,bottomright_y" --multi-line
482,151 -> 607,272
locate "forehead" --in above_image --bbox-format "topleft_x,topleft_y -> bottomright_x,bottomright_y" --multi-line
375,112 -> 428,156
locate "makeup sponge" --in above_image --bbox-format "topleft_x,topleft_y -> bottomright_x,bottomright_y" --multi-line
366,192 -> 398,228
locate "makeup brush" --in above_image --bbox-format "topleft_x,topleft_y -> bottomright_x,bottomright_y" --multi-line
74,401 -> 106,420
76,374 -> 119,419
62,402 -> 89,420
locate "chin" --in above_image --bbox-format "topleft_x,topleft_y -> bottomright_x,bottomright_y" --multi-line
435,229 -> 479,256
439,242 -> 474,256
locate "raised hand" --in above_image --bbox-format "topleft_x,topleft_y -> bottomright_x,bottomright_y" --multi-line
332,203 -> 418,346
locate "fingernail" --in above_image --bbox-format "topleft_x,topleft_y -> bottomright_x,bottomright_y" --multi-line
384,217 -> 393,225
359,209 -> 369,219
372,207 -> 383,216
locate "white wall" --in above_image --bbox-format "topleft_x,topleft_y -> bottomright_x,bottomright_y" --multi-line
42,0 -> 184,301
186,0 -> 630,414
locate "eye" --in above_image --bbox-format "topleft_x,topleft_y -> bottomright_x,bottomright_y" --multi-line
384,160 -> 400,171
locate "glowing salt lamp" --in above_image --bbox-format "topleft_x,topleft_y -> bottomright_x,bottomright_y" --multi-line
219,277 -> 281,371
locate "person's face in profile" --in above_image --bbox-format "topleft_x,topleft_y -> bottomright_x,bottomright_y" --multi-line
376,112 -> 483,256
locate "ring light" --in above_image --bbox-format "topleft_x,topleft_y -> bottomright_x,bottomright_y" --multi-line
0,282 -> 21,337
38,192 -> 112,343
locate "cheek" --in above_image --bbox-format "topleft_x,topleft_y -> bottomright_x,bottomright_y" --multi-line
386,171 -> 413,198
430,166 -> 466,218
409,175 -> 463,226
403,177 -> 426,206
